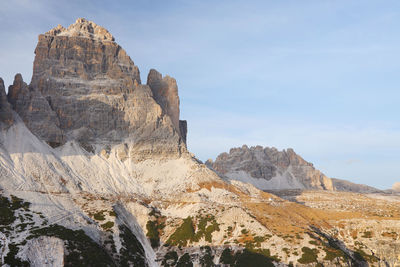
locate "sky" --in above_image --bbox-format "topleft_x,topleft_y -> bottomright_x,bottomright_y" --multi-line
1,0 -> 400,189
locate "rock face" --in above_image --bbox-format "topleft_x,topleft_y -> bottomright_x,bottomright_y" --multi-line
0,78 -> 13,126
8,74 -> 65,145
147,69 -> 180,133
1,18 -> 400,267
6,18 -> 186,157
207,145 -> 335,190
26,236 -> 64,267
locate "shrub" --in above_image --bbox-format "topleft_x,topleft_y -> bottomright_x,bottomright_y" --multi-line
167,217 -> 195,246
298,247 -> 319,264
146,220 -> 160,248
361,231 -> 373,238
101,221 -> 114,230
162,251 -> 178,267
177,253 -> 193,267
221,248 -> 235,265
93,211 -> 106,221
323,247 -> 345,261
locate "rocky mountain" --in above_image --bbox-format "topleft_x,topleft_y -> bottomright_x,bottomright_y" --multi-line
7,18 -> 186,159
207,145 -> 384,194
1,18 -> 400,267
207,145 -> 334,191
331,178 -> 382,194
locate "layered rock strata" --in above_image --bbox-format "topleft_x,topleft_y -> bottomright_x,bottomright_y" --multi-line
5,18 -> 186,158
207,145 -> 334,190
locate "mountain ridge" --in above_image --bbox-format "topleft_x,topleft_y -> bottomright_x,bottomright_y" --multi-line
206,145 -> 335,191
207,144 -> 386,194
1,18 -> 400,267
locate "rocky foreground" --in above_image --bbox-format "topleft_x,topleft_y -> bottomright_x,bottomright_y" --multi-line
0,18 -> 400,267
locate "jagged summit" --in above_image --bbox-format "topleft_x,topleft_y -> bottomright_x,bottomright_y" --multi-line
1,18 -> 400,267
207,144 -> 334,190
4,18 -> 187,158
45,18 -> 115,41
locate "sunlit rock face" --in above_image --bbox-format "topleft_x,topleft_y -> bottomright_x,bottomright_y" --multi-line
207,145 -> 335,191
6,18 -> 186,157
1,18 -> 400,267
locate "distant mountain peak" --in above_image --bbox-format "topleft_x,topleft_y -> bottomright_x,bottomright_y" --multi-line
208,145 -> 334,190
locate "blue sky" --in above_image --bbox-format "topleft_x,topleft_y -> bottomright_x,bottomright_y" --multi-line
1,0 -> 400,189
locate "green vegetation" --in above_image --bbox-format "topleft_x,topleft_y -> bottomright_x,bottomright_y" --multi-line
146,209 -> 166,248
221,248 -> 235,265
295,233 -> 304,240
177,253 -> 193,267
10,195 -> 31,211
220,247 -> 278,266
193,215 -> 220,243
253,236 -> 266,247
119,224 -> 147,266
101,221 -> 114,230
0,195 -> 31,226
361,231 -> 373,238
166,215 -> 220,246
167,217 -> 195,246
146,220 -> 162,247
93,211 -> 106,221
235,249 -> 275,267
109,211 -> 116,217
354,248 -> 378,263
199,246 -> 214,267
298,247 -> 319,264
30,224 -> 115,266
4,243 -> 29,267
323,247 -> 346,261
282,247 -> 290,256
1,195 -> 36,265
162,251 -> 179,267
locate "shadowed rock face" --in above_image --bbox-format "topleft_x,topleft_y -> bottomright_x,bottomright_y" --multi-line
147,68 -> 187,144
6,18 -> 186,157
8,74 -> 64,144
147,69 -> 179,131
208,145 -> 334,190
0,78 -> 13,126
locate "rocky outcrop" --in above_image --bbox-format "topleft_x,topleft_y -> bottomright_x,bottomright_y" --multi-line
147,69 -> 181,132
48,18 -> 114,41
26,236 -> 64,267
7,18 -> 186,156
0,78 -> 13,126
207,145 -> 335,190
8,74 -> 65,145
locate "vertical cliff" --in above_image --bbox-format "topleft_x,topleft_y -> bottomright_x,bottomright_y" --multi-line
6,18 -> 186,157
